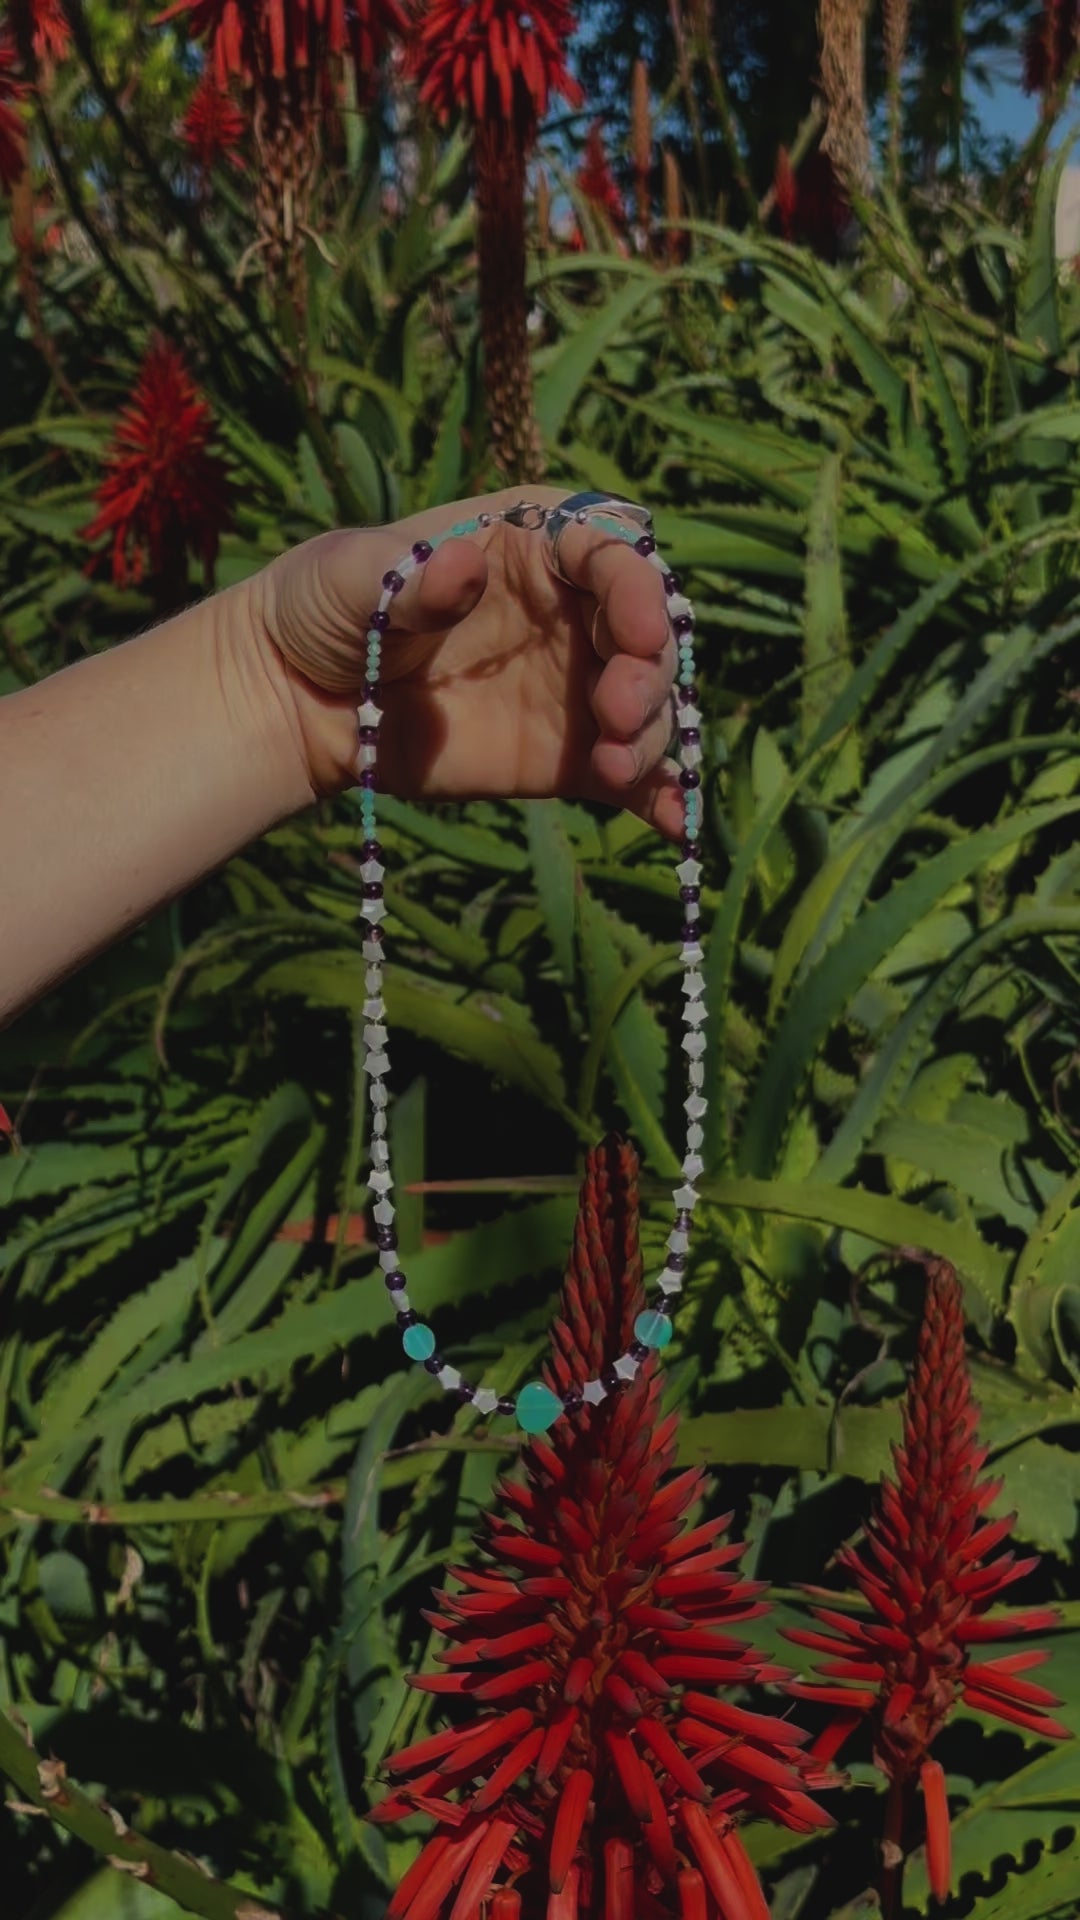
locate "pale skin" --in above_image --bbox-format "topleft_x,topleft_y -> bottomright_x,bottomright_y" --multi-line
1,485 -> 682,1026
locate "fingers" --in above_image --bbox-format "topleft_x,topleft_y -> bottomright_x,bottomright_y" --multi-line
584,755 -> 686,843
589,638 -> 676,742
294,527 -> 490,691
551,518 -> 670,662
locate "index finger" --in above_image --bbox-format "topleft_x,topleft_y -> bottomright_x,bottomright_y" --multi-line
549,518 -> 670,660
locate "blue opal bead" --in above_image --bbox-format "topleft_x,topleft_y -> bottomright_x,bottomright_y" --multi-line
403,1322 -> 436,1362
515,1381 -> 563,1433
634,1309 -> 673,1349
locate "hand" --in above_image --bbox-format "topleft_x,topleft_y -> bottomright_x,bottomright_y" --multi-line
251,484 -> 685,839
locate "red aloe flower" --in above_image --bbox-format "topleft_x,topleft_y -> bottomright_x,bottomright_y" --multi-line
410,0 -> 582,480
783,1260 -> 1068,1909
578,121 -> 625,228
82,336 -> 234,593
0,31 -> 27,189
1023,0 -> 1080,99
156,0 -> 404,94
6,0 -> 71,66
181,69 -> 247,171
375,1138 -> 837,1920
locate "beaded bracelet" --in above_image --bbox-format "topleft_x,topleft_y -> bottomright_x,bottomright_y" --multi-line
357,500 -> 705,1434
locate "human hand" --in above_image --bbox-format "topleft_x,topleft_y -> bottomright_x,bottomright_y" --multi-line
248,484 -> 685,840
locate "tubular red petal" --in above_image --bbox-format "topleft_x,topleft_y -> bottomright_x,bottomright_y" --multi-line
387,1835 -> 452,1918
678,1868 -> 708,1920
475,1659 -> 552,1700
385,1724 -> 477,1775
682,1805 -> 753,1920
640,1761 -> 680,1881
487,1529 -> 564,1568
958,1607 -> 1060,1641
547,1866 -> 580,1920
810,1707 -> 866,1764
438,1708 -> 535,1777
471,1727 -> 546,1812
961,1686 -> 1071,1738
564,1656 -> 593,1704
549,1769 -> 593,1893
964,1660 -> 1062,1708
617,1650 -> 673,1697
448,1816 -> 519,1920
605,1727 -> 653,1820
655,1656 -> 759,1685
721,1828 -> 772,1920
605,1673 -> 643,1717
921,1759 -> 951,1903
535,1705 -> 578,1785
637,1716 -> 709,1801
492,1894 -> 522,1920
624,1603 -> 691,1632
444,1621 -> 555,1666
604,1837 -> 635,1920
681,1693 -> 808,1747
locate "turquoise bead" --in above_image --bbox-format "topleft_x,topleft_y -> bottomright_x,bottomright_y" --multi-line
634,1309 -> 673,1349
403,1322 -> 436,1362
515,1381 -> 563,1434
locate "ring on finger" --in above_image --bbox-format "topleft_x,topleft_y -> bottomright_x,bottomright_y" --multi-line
544,490 -> 654,588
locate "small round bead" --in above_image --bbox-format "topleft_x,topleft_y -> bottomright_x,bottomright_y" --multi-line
663,570 -> 682,595
382,569 -> 405,594
635,533 -> 656,556
375,1224 -> 397,1250
673,612 -> 694,636
635,1309 -> 673,1350
629,1339 -> 650,1362
680,768 -> 701,790
424,1352 -> 445,1374
358,726 -> 379,745
455,1381 -> 476,1403
359,770 -> 377,790
385,1270 -> 407,1292
680,728 -> 701,746
361,839 -> 383,862
361,681 -> 379,703
668,1252 -> 687,1272
369,608 -> 391,632
600,1364 -> 622,1393
496,1395 -> 517,1417
396,1308 -> 418,1329
680,886 -> 701,904
562,1386 -> 584,1413
675,1210 -> 692,1231
411,540 -> 433,563
364,925 -> 384,946
478,511 -> 493,528
680,921 -> 699,942
362,881 -> 383,900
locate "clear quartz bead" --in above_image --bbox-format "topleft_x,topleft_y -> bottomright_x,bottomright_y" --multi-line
679,702 -> 702,728
614,1353 -> 640,1381
370,1083 -> 389,1109
357,744 -> 378,770
365,1052 -> 390,1077
368,1167 -> 393,1194
583,1378 -> 607,1405
681,742 -> 703,769
357,699 -> 383,728
658,1268 -> 684,1294
682,1153 -> 705,1179
689,1061 -> 705,1087
668,1228 -> 690,1255
686,1122 -> 704,1150
682,942 -> 705,965
371,1107 -> 387,1133
360,859 -> 385,885
372,1139 -> 390,1167
364,964 -> 383,992
682,1032 -> 706,1058
363,997 -> 385,1020
362,938 -> 383,962
373,1197 -> 395,1226
361,898 -> 387,924
473,1387 -> 499,1415
363,1023 -> 388,1049
683,1002 -> 707,1027
674,1184 -> 699,1210
378,1248 -> 399,1272
685,1092 -> 708,1119
681,970 -> 705,998
438,1365 -> 463,1392
676,859 -> 702,888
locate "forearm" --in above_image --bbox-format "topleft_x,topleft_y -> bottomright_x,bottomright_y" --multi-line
0,582 -> 312,1027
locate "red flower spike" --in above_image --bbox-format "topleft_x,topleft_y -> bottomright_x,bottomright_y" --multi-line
81,336 -> 234,589
410,0 -> 583,131
1024,0 -> 1080,96
920,1758 -> 950,1903
0,32 -> 27,189
156,0 -> 404,97
783,1260 -> 1070,1899
5,0 -> 70,68
181,70 -> 246,172
578,120 -> 625,227
378,1137 -> 837,1918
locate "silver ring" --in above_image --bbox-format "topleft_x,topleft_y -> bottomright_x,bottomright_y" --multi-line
544,489 -> 654,587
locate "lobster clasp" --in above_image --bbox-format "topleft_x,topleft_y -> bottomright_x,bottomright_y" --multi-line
502,500 -> 551,531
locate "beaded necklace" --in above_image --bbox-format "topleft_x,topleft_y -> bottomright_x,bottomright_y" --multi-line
356,498 -> 705,1434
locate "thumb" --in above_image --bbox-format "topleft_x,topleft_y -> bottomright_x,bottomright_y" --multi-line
268,526 -> 490,695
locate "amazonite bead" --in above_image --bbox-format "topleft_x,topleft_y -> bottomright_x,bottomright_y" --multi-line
403,1322 -> 436,1362
515,1381 -> 563,1434
634,1309 -> 672,1350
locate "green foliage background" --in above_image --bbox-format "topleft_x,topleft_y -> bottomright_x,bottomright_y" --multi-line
2,4 -> 1080,1917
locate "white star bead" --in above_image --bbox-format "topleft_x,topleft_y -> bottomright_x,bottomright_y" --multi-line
683,1002 -> 707,1027
676,859 -> 702,888
583,1378 -> 607,1405
357,700 -> 383,728
681,970 -> 705,998
363,997 -> 385,1020
473,1387 -> 499,1416
361,898 -> 387,924
686,1122 -> 704,1150
681,742 -> 703,769
682,1032 -> 706,1058
614,1353 -> 640,1381
682,942 -> 705,965
370,1083 -> 388,1109
372,1139 -> 390,1167
437,1366 -> 463,1393
392,1290 -> 411,1312
378,1248 -> 398,1272
685,1092 -> 708,1119
668,593 -> 692,620
368,1167 -> 393,1194
360,859 -> 385,886
683,900 -> 701,923
373,1197 -> 395,1226
372,1107 -> 387,1133
668,1228 -> 690,1256
363,1023 -> 388,1049
658,1268 -> 684,1294
689,1062 -> 705,1088
365,1051 -> 390,1078
356,744 -> 378,771
674,1184 -> 699,1210
362,937 -> 384,962
678,702 -> 702,728
682,1153 -> 705,1180
364,964 -> 382,992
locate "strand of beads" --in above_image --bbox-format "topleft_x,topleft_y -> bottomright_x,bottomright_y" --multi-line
358,505 -> 706,1434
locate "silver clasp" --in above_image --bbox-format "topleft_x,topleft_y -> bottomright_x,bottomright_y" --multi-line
502,501 -> 550,531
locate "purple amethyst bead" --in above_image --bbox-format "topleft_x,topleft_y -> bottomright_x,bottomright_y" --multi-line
361,839 -> 383,862
361,681 -> 379,703
663,570 -> 683,595
362,882 -> 383,900
358,727 -> 379,745
635,533 -> 656,556
385,1270 -> 407,1292
675,1210 -> 692,1231
424,1353 -> 445,1375
680,885 -> 701,904
629,1340 -> 650,1362
456,1381 -> 476,1403
668,1252 -> 686,1272
681,921 -> 699,942
359,770 -> 377,790
680,727 -> 701,746
600,1364 -> 622,1393
496,1395 -> 517,1417
680,768 -> 701,790
411,540 -> 433,564
382,569 -> 405,595
673,612 -> 694,637
369,609 -> 391,633
396,1308 -> 418,1329
375,1224 -> 397,1250
562,1386 -> 584,1413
